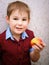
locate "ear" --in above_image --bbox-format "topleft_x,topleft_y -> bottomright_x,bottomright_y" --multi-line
6,16 -> 9,24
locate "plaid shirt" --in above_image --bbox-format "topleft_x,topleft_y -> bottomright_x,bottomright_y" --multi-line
0,28 -> 34,65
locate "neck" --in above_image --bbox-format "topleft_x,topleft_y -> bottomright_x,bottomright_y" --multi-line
12,33 -> 21,41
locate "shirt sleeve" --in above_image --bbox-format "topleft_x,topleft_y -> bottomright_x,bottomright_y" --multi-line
29,48 -> 34,52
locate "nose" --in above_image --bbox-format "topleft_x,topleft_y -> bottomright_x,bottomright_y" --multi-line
18,20 -> 22,26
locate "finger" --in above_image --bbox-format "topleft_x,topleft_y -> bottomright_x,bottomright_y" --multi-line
32,43 -> 44,52
35,43 -> 43,50
40,42 -> 46,47
32,45 -> 41,52
36,44 -> 44,50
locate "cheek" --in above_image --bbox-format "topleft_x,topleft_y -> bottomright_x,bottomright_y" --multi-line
23,22 -> 29,28
23,24 -> 28,29
10,21 -> 16,26
9,22 -> 15,29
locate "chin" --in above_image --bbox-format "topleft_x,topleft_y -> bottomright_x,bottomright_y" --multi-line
15,31 -> 23,34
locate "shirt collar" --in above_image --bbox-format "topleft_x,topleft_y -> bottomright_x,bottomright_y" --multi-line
6,27 -> 28,40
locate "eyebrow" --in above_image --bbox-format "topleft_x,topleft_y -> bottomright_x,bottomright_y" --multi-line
13,16 -> 28,18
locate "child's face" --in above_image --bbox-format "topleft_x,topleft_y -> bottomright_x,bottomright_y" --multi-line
6,10 -> 29,35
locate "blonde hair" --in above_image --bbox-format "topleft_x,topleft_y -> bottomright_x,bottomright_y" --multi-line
7,1 -> 30,19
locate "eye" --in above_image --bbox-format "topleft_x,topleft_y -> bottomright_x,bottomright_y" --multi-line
22,19 -> 26,21
13,18 -> 18,20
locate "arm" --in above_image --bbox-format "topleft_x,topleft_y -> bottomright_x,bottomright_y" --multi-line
30,37 -> 46,62
30,49 -> 40,62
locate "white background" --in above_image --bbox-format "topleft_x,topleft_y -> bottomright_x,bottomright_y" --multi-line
0,0 -> 49,65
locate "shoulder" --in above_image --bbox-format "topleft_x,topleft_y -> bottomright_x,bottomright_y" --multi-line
25,29 -> 35,38
0,31 -> 6,42
25,29 -> 35,48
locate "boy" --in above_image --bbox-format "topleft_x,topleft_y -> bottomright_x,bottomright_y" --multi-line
0,1 -> 45,65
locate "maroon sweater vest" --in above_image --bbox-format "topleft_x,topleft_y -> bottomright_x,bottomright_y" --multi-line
0,29 -> 34,65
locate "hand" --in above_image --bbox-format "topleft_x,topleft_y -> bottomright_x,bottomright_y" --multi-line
31,37 -> 46,52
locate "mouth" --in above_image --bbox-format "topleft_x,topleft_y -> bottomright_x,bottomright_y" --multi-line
16,27 -> 23,30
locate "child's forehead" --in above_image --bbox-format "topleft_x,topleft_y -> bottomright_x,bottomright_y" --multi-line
11,9 -> 28,16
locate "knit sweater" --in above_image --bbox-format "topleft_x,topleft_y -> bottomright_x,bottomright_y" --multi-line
0,29 -> 34,65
